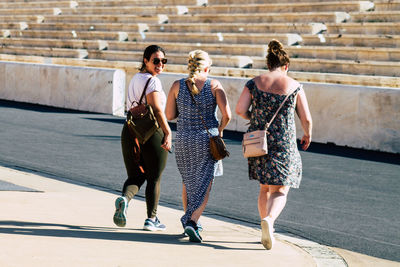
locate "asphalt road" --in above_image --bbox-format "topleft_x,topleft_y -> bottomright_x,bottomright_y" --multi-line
0,100 -> 399,261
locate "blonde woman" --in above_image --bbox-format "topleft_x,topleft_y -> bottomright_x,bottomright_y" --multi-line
166,50 -> 231,242
236,40 -> 312,250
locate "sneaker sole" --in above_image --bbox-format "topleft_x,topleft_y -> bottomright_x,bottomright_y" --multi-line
143,225 -> 166,231
113,198 -> 127,227
261,220 -> 273,250
184,226 -> 202,243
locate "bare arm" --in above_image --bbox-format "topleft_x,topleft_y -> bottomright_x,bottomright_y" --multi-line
146,91 -> 172,151
165,80 -> 179,121
212,79 -> 231,137
235,86 -> 252,120
295,88 -> 312,150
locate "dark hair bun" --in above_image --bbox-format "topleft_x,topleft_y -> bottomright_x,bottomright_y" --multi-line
268,39 -> 284,56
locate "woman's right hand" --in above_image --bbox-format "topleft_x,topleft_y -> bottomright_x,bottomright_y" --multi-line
161,132 -> 172,152
300,134 -> 311,151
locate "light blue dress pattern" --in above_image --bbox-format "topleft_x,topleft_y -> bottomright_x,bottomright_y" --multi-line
175,78 -> 219,226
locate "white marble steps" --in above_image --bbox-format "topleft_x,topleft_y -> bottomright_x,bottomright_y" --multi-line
301,34 -> 400,48
0,0 -> 207,8
0,45 -> 88,58
326,22 -> 400,35
2,38 -> 398,62
2,29 -> 304,46
187,1 -> 374,13
0,14 -> 163,24
2,21 -> 399,36
350,11 -> 400,22
166,12 -> 352,23
0,22 -> 327,35
374,0 -> 400,11
0,53 -> 397,88
1,44 -> 397,76
0,1 -> 374,15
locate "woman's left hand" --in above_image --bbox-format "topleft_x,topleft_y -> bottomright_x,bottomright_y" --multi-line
218,127 -> 223,137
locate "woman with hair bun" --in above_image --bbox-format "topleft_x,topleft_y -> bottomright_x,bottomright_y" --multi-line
166,50 -> 231,243
236,39 -> 312,250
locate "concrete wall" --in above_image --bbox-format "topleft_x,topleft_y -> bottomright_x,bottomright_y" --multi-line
158,73 -> 400,154
0,61 -> 125,116
0,62 -> 397,153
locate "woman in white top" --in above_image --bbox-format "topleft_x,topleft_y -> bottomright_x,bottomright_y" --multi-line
113,45 -> 172,231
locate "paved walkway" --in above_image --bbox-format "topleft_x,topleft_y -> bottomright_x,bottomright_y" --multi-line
0,166 -> 397,267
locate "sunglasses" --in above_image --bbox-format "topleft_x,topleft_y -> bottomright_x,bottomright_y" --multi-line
152,58 -> 167,65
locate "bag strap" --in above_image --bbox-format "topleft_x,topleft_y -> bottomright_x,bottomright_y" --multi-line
265,87 -> 298,130
131,77 -> 152,107
186,80 -> 212,138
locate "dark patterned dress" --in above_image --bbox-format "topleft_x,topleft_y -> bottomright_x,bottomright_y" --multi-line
175,78 -> 219,226
246,79 -> 302,188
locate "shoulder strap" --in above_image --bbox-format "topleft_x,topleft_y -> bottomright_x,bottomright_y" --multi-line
186,81 -> 212,137
265,87 -> 298,130
138,77 -> 152,105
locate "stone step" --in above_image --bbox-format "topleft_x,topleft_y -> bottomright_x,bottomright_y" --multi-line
0,52 -> 398,88
0,45 -> 88,58
0,37 -> 109,51
3,21 -> 399,36
167,12 -> 352,23
0,7 -> 64,16
326,22 -> 400,35
4,29 -> 130,41
0,0 -> 206,8
0,22 -> 145,32
3,43 -> 395,76
0,21 -> 327,35
2,37 -> 398,62
208,0 -> 343,3
0,2 -> 372,16
2,29 -> 304,46
78,48 -> 400,76
374,0 -> 400,11
187,1 -> 374,14
0,14 -> 162,24
4,28 -> 399,48
301,34 -> 400,48
288,46 -> 400,62
350,11 -> 400,22
0,1 -> 77,9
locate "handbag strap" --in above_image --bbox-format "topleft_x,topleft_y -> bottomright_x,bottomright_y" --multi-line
186,80 -> 212,138
131,76 -> 152,106
265,88 -> 297,130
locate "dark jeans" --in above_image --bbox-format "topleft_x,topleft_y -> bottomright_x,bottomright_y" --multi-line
121,123 -> 168,218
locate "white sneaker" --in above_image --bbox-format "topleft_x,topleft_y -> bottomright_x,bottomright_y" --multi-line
261,218 -> 275,250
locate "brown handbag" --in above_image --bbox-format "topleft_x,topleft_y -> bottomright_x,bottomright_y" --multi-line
126,77 -> 159,144
187,81 -> 229,160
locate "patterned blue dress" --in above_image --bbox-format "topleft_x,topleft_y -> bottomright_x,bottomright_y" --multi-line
175,78 -> 219,226
246,79 -> 302,188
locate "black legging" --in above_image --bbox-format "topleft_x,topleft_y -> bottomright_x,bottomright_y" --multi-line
121,123 -> 168,218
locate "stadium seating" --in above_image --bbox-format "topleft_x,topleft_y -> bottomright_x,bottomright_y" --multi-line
0,0 -> 398,88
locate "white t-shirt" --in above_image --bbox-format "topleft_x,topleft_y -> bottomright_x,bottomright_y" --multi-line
127,72 -> 166,110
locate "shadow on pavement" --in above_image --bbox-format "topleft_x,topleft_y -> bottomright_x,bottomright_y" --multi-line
0,221 -> 263,251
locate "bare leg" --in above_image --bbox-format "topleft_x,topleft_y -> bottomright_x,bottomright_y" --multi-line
266,185 -> 290,223
258,184 -> 270,219
190,181 -> 212,223
260,184 -> 290,250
